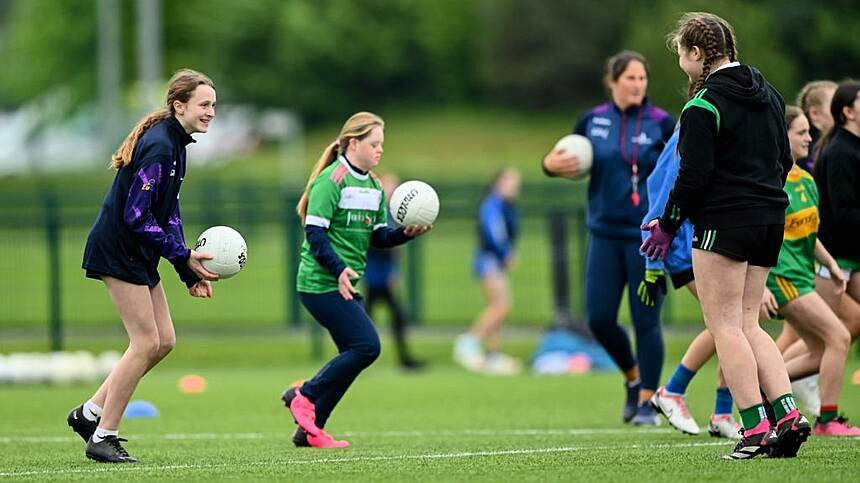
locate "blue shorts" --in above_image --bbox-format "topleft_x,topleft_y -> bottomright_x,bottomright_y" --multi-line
473,252 -> 503,278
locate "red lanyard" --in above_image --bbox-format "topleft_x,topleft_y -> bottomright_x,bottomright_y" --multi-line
619,107 -> 644,207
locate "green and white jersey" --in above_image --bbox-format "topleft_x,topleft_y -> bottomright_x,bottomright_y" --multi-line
297,157 -> 387,293
770,164 -> 819,286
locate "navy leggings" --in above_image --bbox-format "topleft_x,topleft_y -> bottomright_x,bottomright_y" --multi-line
298,291 -> 381,428
584,234 -> 664,391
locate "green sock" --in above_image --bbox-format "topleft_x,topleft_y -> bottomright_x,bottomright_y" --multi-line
820,405 -> 838,423
772,393 -> 797,420
739,404 -> 766,429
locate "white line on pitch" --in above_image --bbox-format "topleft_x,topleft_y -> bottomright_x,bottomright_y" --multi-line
0,427 -> 673,444
0,441 -> 731,478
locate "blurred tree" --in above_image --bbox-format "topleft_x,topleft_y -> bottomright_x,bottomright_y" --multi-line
164,0 -> 480,122
478,0 -> 629,108
792,4 -> 860,88
0,0 -> 98,110
0,0 -> 857,123
625,0 -> 800,115
163,0 -> 282,108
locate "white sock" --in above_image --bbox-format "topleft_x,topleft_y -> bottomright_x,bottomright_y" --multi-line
92,427 -> 118,443
83,400 -> 102,422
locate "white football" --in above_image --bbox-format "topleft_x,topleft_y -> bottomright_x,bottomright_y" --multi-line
195,226 -> 247,279
554,134 -> 593,179
389,180 -> 440,227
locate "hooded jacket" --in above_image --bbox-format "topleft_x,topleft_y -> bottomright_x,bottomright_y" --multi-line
660,64 -> 792,233
815,127 -> 860,262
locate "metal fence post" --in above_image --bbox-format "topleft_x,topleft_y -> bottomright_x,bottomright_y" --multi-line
45,192 -> 63,351
406,238 -> 423,324
547,209 -> 573,327
284,194 -> 323,361
285,196 -> 301,328
574,207 -> 588,320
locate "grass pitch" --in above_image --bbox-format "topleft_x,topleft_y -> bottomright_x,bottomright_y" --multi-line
1,333 -> 858,481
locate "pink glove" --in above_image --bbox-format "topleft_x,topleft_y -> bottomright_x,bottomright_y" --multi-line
640,221 -> 675,261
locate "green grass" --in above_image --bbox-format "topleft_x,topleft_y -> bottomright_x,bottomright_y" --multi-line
1,333 -> 859,481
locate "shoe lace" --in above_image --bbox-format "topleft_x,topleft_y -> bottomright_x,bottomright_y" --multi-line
667,394 -> 691,418
834,415 -> 854,426
106,437 -> 131,457
677,396 -> 692,418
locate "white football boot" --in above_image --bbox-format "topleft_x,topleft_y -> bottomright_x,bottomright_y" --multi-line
650,386 -> 700,435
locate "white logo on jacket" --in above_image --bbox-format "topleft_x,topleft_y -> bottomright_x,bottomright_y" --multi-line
590,127 -> 610,139
632,132 -> 653,146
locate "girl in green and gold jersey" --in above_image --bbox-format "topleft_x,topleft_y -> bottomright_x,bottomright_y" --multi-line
760,106 -> 860,436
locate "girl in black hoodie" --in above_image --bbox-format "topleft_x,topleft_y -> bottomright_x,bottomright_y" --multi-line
641,12 -> 809,460
812,80 -> 860,350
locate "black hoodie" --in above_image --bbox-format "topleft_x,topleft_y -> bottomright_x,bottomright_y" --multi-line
815,127 -> 860,262
659,64 -> 792,234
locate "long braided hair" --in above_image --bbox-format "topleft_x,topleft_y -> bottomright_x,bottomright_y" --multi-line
667,12 -> 738,98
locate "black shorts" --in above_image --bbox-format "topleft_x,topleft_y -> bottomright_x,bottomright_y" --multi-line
670,268 -> 695,289
692,224 -> 784,267
85,267 -> 161,288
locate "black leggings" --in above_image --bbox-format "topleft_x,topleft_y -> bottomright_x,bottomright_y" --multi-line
298,291 -> 381,428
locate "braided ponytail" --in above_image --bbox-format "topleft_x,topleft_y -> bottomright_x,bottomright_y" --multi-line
690,18 -> 720,96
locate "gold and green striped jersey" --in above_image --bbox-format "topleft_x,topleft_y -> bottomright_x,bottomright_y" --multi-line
297,157 -> 387,293
770,164 -> 819,284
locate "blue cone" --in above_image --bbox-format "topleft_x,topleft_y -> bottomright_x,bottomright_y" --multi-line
124,400 -> 159,419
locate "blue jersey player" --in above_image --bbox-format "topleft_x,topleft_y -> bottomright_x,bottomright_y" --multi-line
454,168 -> 522,374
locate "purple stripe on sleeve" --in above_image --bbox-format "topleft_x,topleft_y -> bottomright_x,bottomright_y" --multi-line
124,163 -> 162,228
123,162 -> 189,263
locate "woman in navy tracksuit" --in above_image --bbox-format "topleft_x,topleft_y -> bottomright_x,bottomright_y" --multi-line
67,69 -> 219,464
543,51 -> 675,424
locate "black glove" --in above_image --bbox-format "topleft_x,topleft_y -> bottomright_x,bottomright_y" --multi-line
637,269 -> 666,307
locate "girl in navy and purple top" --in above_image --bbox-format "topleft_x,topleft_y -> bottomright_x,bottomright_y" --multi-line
67,69 -> 219,464
543,51 -> 675,425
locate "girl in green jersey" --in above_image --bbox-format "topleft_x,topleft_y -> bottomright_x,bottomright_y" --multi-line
759,106 -> 859,436
281,112 -> 431,448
